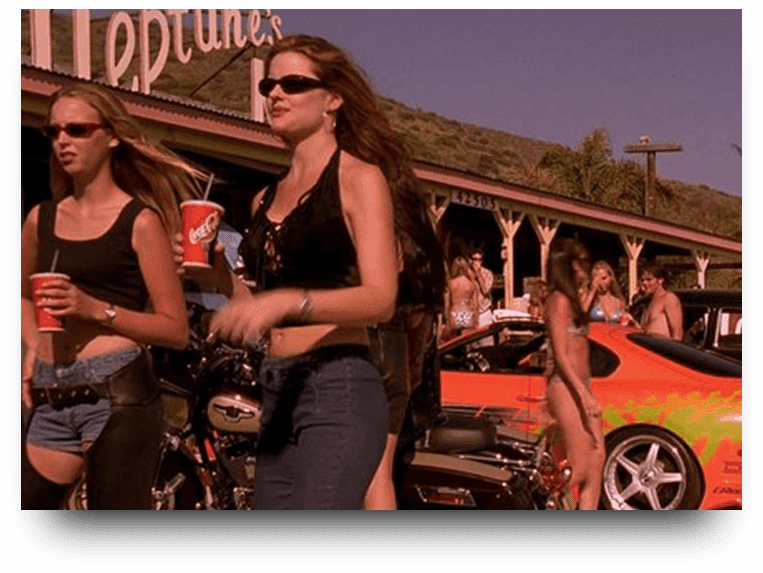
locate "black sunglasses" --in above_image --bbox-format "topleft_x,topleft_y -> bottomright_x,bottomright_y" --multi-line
41,122 -> 106,139
258,75 -> 325,97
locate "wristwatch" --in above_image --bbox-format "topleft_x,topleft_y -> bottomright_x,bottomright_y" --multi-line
101,303 -> 117,327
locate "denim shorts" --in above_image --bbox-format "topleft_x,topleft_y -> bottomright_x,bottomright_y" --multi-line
26,347 -> 142,453
254,344 -> 388,510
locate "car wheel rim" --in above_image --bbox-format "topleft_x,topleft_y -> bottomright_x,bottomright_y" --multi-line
603,434 -> 687,510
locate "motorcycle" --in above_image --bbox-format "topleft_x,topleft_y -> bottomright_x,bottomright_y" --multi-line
66,302 -> 263,510
149,302 -> 263,510
392,328 -> 571,510
67,303 -> 570,510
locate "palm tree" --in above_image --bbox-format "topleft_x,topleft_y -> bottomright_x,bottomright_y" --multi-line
539,128 -> 680,215
538,128 -> 619,203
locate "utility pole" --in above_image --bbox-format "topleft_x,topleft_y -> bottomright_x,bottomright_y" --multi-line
623,136 -> 682,217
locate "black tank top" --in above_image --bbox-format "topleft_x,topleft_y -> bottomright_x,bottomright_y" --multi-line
36,198 -> 150,311
239,148 -> 360,291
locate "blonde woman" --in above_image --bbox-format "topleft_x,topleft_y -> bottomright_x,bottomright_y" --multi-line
528,279 -> 547,321
21,83 -> 203,509
580,261 -> 632,324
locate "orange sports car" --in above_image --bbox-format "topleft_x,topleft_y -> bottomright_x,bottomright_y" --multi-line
438,320 -> 742,510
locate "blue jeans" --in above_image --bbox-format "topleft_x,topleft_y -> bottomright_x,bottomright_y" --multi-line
254,345 -> 388,510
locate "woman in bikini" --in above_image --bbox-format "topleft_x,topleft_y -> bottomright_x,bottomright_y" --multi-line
544,238 -> 605,510
21,83 -> 201,509
443,256 -> 478,340
579,260 -> 633,324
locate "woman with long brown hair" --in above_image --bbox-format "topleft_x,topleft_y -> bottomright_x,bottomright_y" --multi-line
185,34 -> 407,509
21,83 -> 201,509
544,238 -> 605,510
365,183 -> 446,510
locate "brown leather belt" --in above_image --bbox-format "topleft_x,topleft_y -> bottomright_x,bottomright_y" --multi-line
32,349 -> 159,409
32,382 -> 109,409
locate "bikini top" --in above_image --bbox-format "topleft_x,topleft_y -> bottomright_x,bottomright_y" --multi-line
590,302 -> 622,323
567,323 -> 590,336
545,321 -> 589,376
238,148 -> 360,291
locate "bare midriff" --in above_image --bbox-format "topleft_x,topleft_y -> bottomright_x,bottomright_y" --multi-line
267,324 -> 369,359
546,328 -> 590,388
35,320 -> 138,365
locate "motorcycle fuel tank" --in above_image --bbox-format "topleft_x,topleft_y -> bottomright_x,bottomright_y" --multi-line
206,391 -> 262,434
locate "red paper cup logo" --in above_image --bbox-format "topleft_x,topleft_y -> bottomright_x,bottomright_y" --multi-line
181,201 -> 225,269
189,211 -> 221,245
30,272 -> 70,332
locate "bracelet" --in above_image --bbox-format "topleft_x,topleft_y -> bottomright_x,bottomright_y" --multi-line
296,290 -> 313,323
101,303 -> 117,327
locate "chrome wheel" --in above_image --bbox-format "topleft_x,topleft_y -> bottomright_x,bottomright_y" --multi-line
602,427 -> 700,510
63,476 -> 87,510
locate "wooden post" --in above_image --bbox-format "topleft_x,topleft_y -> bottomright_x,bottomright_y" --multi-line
530,215 -> 560,282
493,208 -> 525,309
427,189 -> 451,223
692,249 -> 710,289
623,138 -> 682,217
619,234 -> 645,303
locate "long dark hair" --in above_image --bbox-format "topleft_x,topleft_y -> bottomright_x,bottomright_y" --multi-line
547,238 -> 590,327
265,35 -> 446,312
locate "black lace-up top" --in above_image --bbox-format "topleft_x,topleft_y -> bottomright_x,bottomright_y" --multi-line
239,148 -> 360,291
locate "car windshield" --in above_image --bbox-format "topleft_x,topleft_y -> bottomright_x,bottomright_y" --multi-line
440,329 -> 546,374
440,326 -> 620,378
627,333 -> 742,377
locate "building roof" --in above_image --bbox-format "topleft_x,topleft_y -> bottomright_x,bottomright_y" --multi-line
21,63 -> 741,258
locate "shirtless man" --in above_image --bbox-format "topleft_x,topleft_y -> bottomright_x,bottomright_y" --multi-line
640,265 -> 683,340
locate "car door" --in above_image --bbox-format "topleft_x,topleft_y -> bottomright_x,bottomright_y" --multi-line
439,328 -> 544,431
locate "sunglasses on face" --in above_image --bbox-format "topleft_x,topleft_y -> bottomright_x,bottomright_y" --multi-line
41,122 -> 106,139
258,75 -> 325,97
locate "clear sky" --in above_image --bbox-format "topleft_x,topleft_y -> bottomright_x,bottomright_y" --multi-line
54,8 -> 743,197
275,9 -> 742,197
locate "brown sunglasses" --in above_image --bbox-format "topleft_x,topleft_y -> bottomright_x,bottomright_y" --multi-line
41,122 -> 106,139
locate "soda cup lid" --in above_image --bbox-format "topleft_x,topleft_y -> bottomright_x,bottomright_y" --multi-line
31,272 -> 70,280
181,199 -> 224,213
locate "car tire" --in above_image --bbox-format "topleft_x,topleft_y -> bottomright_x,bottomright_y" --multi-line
601,425 -> 703,510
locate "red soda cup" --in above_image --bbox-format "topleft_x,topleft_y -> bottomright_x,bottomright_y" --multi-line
30,272 -> 70,332
180,200 -> 225,269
